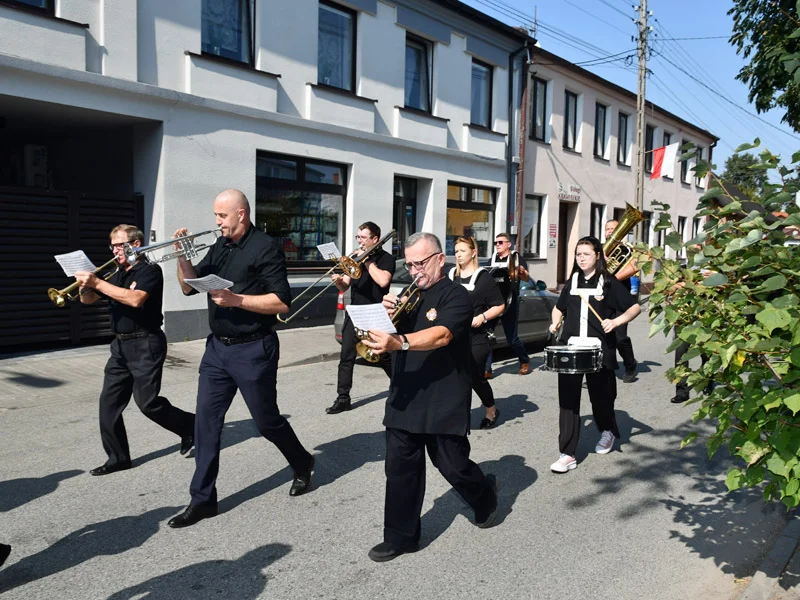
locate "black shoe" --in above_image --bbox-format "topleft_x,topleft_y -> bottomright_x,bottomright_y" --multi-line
289,455 -> 315,497
622,367 -> 637,383
326,400 -> 351,414
0,543 -> 10,568
90,461 -> 132,476
368,541 -> 416,562
167,503 -> 218,528
670,395 -> 689,404
476,474 -> 499,529
478,409 -> 500,430
179,435 -> 194,456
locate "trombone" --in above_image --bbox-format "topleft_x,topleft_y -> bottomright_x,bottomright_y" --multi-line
123,228 -> 222,265
47,257 -> 120,307
277,229 -> 395,324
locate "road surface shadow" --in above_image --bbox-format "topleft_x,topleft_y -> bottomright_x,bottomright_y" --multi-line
0,469 -> 83,512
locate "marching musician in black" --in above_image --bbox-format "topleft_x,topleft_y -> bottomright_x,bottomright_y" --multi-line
547,236 -> 641,473
604,219 -> 638,383
168,189 -> 315,528
360,232 -> 500,562
327,221 -> 395,414
76,224 -> 195,476
448,236 -> 506,429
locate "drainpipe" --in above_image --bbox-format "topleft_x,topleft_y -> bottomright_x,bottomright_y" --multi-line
507,38 -> 532,240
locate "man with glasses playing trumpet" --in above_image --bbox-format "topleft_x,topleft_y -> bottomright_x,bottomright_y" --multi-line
75,224 -> 195,476
326,221 -> 395,415
359,232 -> 499,562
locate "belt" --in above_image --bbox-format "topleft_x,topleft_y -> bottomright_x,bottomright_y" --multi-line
116,331 -> 151,341
216,331 -> 270,346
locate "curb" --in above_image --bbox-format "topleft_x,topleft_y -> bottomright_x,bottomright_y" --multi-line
739,511 -> 800,600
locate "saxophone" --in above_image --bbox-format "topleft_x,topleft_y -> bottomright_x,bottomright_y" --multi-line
604,203 -> 644,275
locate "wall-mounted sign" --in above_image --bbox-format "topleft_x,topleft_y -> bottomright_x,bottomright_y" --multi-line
557,183 -> 582,203
548,224 -> 557,248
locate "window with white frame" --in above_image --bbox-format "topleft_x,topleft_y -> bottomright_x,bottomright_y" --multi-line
617,112 -> 630,164
201,0 -> 254,64
677,216 -> 687,258
590,203 -> 605,240
681,139 -> 690,183
405,35 -> 431,112
594,103 -> 608,159
531,76 -> 548,141
522,194 -> 544,258
645,124 -> 655,173
564,90 -> 578,151
641,211 -> 652,246
471,60 -> 493,128
695,146 -> 705,186
691,216 -> 703,239
318,1 -> 356,92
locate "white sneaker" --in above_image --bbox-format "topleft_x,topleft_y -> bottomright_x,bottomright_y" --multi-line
595,431 -> 615,454
550,454 -> 577,473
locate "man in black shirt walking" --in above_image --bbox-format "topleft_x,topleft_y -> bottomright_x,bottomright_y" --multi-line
360,232 -> 499,562
326,221 -> 395,414
76,225 -> 195,476
168,189 -> 315,528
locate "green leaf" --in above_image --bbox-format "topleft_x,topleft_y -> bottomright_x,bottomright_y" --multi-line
767,454 -> 790,478
740,440 -> 771,465
759,274 -> 788,292
755,308 -> 793,334
789,347 -> 800,367
665,231 -> 683,252
740,255 -> 762,269
681,431 -> 698,449
702,273 -> 729,287
726,468 -> 745,491
784,392 -> 800,415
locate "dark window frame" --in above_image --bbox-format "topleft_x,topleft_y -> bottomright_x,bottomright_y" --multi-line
470,58 -> 493,128
680,139 -> 689,183
645,124 -> 655,173
201,0 -> 256,66
523,194 -> 544,258
590,202 -> 605,240
594,102 -> 607,158
663,130 -> 672,148
617,112 -> 629,164
255,150 -> 348,271
404,33 -> 432,113
318,0 -> 358,93
530,76 -> 548,141
4,0 -> 54,15
563,90 -> 578,151
695,145 -> 705,186
641,211 -> 652,246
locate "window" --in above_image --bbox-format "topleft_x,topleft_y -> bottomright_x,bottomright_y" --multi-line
256,151 -> 346,266
563,91 -> 578,150
680,139 -> 689,183
677,216 -> 687,258
9,0 -> 52,10
446,183 -> 495,256
663,131 -> 672,148
617,112 -> 629,164
695,146 -> 705,186
641,211 -> 652,246
691,216 -> 703,239
594,103 -> 608,159
393,177 -> 418,258
590,203 -> 605,240
471,60 -> 493,128
201,0 -> 253,64
645,124 -> 655,173
522,195 -> 544,258
531,77 -> 548,141
404,35 -> 431,112
318,1 -> 356,91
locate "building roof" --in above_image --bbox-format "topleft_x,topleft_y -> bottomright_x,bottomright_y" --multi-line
428,0 -> 531,43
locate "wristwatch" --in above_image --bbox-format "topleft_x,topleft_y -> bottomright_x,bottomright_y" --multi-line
399,334 -> 410,351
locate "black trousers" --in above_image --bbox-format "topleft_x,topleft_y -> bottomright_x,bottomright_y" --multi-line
486,297 -> 529,371
615,323 -> 637,370
557,368 -> 619,457
383,428 -> 496,550
337,315 -> 392,401
470,341 -> 494,408
98,332 -> 194,466
190,333 -> 312,506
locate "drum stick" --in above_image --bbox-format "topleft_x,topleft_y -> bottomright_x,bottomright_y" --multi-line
579,296 -> 605,325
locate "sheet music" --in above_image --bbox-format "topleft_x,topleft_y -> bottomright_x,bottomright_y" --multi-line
183,274 -> 234,293
346,304 -> 397,334
316,242 -> 341,260
54,251 -> 97,277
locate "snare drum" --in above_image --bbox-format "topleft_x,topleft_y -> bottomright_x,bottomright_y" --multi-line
544,345 -> 603,374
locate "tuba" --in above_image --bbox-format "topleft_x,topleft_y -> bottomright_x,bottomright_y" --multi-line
604,203 -> 644,276
355,276 -> 422,363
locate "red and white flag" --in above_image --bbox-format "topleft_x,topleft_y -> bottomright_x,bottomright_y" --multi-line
650,142 -> 680,180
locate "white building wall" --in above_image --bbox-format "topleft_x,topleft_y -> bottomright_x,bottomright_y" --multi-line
0,4 -> 86,70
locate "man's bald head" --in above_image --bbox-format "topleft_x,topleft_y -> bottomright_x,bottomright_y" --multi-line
213,188 -> 252,241
215,188 -> 251,216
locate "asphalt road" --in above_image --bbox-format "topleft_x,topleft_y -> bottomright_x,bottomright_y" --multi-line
0,318 -> 789,599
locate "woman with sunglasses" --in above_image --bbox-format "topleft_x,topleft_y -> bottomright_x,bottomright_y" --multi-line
448,237 -> 506,428
547,236 -> 641,473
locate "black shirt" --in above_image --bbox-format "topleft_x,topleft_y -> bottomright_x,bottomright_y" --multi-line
555,271 -> 636,369
384,277 -> 473,436
350,249 -> 396,305
491,251 -> 529,301
190,225 -> 291,337
455,269 -> 505,344
105,260 -> 164,334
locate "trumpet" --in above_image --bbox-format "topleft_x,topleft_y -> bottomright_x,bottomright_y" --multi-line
277,229 -> 395,325
355,275 -> 422,363
47,256 -> 120,307
123,228 -> 221,265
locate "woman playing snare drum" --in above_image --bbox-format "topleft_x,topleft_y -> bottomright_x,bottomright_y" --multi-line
548,236 -> 641,473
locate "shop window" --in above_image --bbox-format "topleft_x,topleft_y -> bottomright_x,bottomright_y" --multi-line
446,182 -> 495,256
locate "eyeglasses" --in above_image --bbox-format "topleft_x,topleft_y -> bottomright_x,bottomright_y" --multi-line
109,241 -> 132,251
494,240 -> 509,245
403,252 -> 441,272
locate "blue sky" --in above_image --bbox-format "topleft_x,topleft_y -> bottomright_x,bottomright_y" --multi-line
461,0 -> 800,176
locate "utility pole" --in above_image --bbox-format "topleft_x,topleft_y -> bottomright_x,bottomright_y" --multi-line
633,0 -> 648,242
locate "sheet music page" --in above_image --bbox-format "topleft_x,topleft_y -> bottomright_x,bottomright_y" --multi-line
183,274 -> 234,293
346,304 -> 397,334
316,242 -> 341,260
54,251 -> 97,277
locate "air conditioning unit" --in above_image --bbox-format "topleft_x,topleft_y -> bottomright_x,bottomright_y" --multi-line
24,144 -> 48,188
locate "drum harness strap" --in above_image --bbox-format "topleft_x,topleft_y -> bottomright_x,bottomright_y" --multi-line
569,272 -> 604,342
448,266 -> 486,291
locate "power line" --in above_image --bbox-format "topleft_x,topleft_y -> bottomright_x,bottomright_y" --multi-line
597,0 -> 633,19
659,35 -> 730,41
559,0 -> 631,35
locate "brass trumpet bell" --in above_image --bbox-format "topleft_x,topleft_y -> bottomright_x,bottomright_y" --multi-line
47,256 -> 120,307
603,203 -> 644,275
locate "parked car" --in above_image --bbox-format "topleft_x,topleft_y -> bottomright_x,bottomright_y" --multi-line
334,259 -> 559,347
